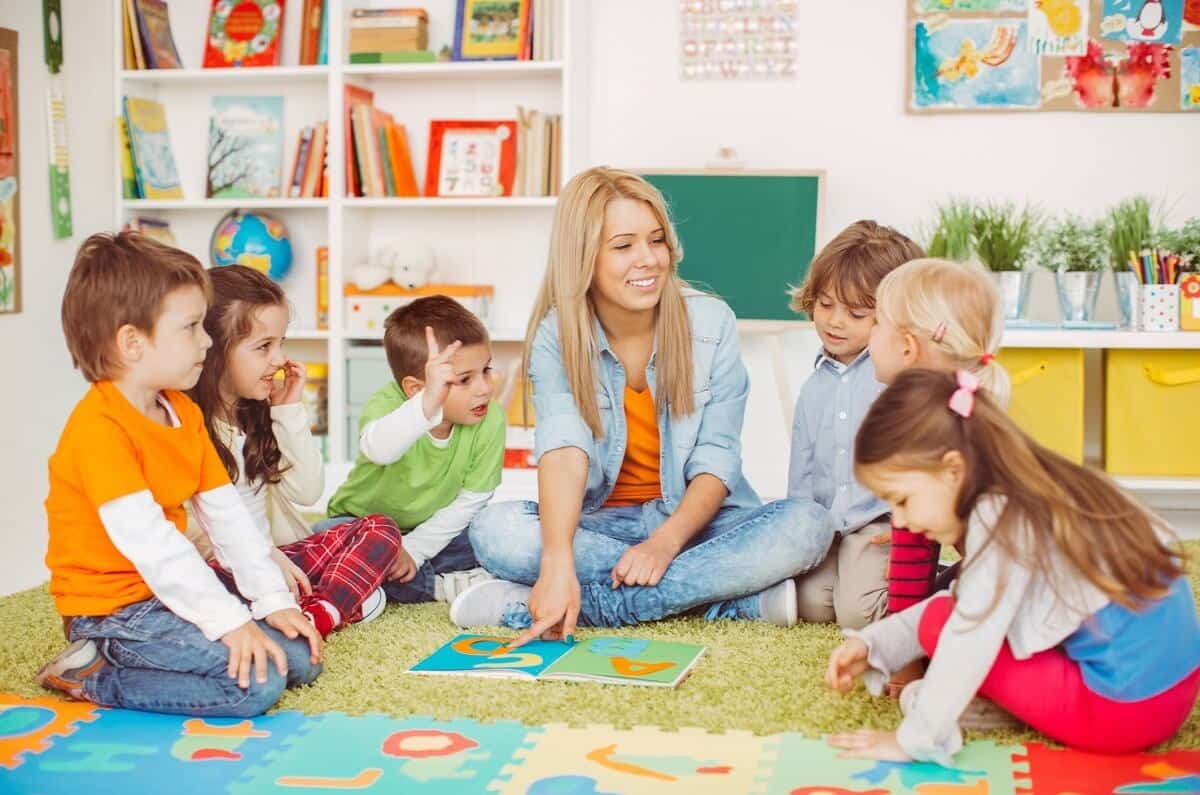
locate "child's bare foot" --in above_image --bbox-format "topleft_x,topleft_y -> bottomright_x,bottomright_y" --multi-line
886,659 -> 925,698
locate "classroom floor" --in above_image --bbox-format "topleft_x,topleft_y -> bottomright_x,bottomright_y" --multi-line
2,555 -> 1200,750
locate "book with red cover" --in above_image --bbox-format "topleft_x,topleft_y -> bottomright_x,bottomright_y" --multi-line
203,0 -> 286,68
425,120 -> 518,198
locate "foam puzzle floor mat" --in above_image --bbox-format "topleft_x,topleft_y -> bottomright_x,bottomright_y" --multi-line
3,694 -> 1200,794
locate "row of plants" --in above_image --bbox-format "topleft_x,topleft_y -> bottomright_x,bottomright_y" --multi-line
925,196 -> 1200,274
923,197 -> 1199,325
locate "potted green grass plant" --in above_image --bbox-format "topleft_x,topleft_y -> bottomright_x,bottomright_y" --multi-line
1036,215 -> 1108,322
972,201 -> 1040,322
1107,196 -> 1156,328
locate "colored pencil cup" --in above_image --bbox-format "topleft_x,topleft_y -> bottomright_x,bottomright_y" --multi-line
1140,285 -> 1180,332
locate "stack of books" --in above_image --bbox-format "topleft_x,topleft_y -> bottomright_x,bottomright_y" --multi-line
514,106 -> 561,197
122,0 -> 183,70
121,97 -> 183,199
286,122 -> 330,198
344,85 -> 420,198
299,0 -> 331,66
348,8 -> 435,64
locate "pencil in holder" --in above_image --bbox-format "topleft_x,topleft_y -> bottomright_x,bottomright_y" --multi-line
1140,284 -> 1180,332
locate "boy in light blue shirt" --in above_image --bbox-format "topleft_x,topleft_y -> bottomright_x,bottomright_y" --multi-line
787,220 -> 925,629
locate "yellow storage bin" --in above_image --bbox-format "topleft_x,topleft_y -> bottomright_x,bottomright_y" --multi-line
1105,349 -> 1200,476
997,348 -> 1085,464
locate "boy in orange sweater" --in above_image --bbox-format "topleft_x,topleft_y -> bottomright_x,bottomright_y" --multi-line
38,232 -> 322,716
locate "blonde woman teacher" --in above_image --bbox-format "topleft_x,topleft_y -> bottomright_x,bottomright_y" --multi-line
452,167 -> 834,646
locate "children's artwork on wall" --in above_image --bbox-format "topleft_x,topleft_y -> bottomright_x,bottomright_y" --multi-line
1183,47 -> 1200,106
1100,0 -> 1185,43
679,0 -> 796,80
908,0 -> 1199,112
0,29 -> 19,314
913,19 -> 1042,109
1030,0 -> 1090,54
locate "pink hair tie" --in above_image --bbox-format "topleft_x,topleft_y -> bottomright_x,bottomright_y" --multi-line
931,322 -> 948,343
948,369 -> 981,419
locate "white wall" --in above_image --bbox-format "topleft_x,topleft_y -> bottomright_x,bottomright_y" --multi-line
581,1 -> 1200,499
0,0 -> 114,595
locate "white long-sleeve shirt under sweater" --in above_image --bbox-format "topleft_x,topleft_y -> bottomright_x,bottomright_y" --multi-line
102,394 -> 295,641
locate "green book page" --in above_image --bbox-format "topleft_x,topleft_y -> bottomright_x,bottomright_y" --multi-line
540,637 -> 705,687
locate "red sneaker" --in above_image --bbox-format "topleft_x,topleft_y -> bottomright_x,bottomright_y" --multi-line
300,598 -> 340,638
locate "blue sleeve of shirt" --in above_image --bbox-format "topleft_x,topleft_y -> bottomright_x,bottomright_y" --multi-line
683,303 -> 748,491
529,313 -> 596,464
787,388 -> 815,501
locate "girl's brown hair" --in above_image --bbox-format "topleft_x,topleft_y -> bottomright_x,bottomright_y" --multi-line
855,368 -> 1182,610
188,265 -> 291,490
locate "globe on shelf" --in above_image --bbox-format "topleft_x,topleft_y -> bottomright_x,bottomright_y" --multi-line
210,210 -> 293,281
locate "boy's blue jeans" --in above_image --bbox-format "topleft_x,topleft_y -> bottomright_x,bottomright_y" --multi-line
68,597 -> 321,717
311,516 -> 480,603
468,497 -> 834,628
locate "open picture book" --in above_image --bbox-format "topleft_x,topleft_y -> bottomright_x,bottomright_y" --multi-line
408,634 -> 706,688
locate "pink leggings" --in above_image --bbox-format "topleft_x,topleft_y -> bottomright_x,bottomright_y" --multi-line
919,595 -> 1200,754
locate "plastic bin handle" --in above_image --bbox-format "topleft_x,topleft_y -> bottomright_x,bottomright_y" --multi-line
1011,362 -> 1048,386
1143,365 -> 1200,387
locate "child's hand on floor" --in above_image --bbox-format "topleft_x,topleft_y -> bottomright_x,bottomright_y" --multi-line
422,326 -> 463,420
221,620 -> 290,689
266,607 -> 323,665
827,729 -> 911,762
826,637 -> 870,694
387,547 -> 418,583
270,548 -> 312,599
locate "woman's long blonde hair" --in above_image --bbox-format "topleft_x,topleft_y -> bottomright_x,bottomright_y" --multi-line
856,369 -> 1183,612
524,167 -> 694,437
875,257 -> 1012,408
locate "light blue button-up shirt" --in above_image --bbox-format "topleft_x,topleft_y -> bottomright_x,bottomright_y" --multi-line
529,292 -> 761,514
787,348 -> 889,533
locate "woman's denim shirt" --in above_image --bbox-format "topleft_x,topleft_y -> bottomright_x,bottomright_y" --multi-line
529,293 -> 761,514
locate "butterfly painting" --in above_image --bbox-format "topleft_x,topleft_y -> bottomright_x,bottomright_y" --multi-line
1064,39 -> 1173,106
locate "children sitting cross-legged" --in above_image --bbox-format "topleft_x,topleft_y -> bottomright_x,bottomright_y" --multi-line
38,232 -> 322,717
321,296 -> 505,604
186,265 -> 402,638
826,368 -> 1200,764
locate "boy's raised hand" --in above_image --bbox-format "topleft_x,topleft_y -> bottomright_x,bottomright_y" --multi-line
221,620 -> 289,689
826,636 -> 871,694
421,326 -> 463,420
270,359 -> 306,406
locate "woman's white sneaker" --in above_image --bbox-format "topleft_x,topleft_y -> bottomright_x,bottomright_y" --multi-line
449,579 -> 532,627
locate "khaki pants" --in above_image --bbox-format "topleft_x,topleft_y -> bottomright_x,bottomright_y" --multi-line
795,520 -> 890,630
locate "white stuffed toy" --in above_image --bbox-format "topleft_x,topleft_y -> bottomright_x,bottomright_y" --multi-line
392,245 -> 437,290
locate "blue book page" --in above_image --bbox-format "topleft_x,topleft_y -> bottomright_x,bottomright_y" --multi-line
407,634 -> 574,679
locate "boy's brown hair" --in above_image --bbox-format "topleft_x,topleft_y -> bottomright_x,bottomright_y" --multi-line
62,231 -> 211,383
789,220 -> 925,315
383,295 -> 490,384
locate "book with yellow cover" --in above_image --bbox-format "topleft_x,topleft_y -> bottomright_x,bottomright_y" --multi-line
123,97 -> 183,199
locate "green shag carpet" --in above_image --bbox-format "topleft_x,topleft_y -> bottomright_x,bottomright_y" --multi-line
3,554 -> 1199,748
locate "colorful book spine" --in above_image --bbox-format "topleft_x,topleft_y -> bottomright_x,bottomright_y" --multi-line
288,126 -> 312,198
117,116 -> 140,199
378,127 -> 396,196
316,245 -> 329,330
317,0 -> 329,65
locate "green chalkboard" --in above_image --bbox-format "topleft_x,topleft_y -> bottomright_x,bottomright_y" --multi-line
642,171 -> 823,321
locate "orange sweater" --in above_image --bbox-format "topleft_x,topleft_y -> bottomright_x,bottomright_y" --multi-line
604,386 -> 663,508
45,382 -> 230,617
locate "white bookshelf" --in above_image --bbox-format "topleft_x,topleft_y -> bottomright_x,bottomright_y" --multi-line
114,0 -> 583,486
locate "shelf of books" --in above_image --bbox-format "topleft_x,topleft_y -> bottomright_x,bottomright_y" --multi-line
115,0 -> 579,486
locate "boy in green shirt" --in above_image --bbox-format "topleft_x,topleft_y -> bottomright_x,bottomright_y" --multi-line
324,296 -> 505,603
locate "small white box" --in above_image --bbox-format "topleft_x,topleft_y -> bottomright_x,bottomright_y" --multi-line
344,285 -> 495,338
